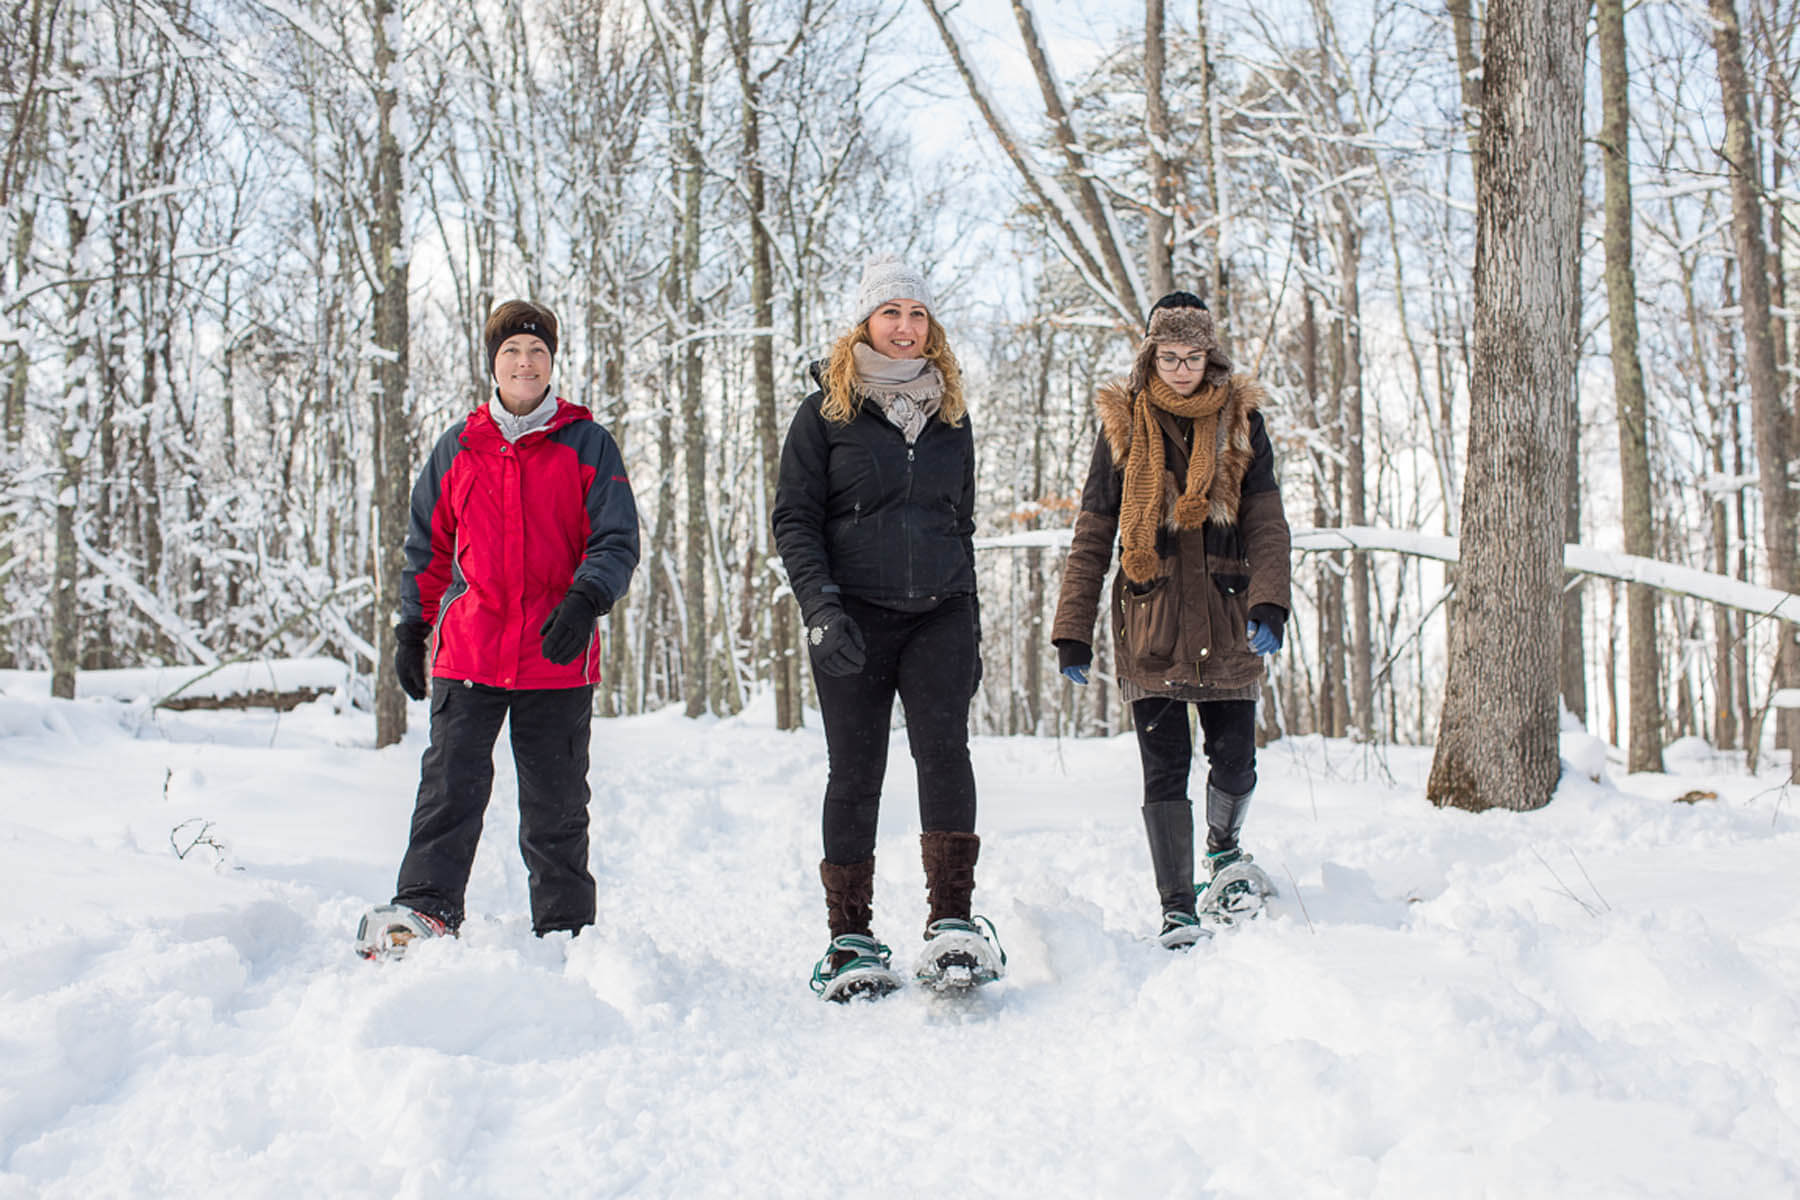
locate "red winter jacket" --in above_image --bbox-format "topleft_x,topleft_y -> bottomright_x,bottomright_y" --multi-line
400,398 -> 640,689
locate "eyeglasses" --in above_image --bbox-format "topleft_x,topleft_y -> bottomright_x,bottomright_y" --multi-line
1155,352 -> 1208,371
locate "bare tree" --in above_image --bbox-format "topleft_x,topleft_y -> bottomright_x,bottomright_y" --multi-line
919,0 -> 1148,330
1709,0 -> 1799,780
1144,0 -> 1175,297
1428,0 -> 1584,811
1597,0 -> 1662,771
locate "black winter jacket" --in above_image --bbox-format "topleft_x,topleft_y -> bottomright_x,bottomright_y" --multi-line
771,385 -> 976,623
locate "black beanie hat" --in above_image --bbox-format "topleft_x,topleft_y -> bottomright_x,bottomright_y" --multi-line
484,300 -> 559,379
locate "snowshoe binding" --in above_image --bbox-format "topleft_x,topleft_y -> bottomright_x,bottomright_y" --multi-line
354,904 -> 451,961
811,933 -> 905,1003
1197,849 -> 1277,925
1158,909 -> 1212,950
914,916 -> 1005,992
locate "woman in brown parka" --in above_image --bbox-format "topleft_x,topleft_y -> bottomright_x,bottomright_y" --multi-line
1051,291 -> 1292,949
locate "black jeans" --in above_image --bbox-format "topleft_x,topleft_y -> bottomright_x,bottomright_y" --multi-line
1133,697 -> 1257,807
393,680 -> 596,934
814,595 -> 978,864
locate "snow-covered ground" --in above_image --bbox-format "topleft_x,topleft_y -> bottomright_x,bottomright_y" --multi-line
2,680 -> 1796,1198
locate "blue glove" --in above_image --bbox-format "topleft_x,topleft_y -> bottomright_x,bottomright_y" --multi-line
1062,664 -> 1089,685
1247,619 -> 1281,656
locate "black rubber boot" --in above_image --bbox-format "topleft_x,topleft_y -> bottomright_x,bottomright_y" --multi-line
1141,800 -> 1197,916
1205,782 -> 1253,858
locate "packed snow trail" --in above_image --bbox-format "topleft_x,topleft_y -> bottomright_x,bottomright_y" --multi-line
1,685 -> 1796,1197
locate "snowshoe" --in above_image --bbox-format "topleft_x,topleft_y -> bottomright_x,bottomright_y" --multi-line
1158,909 -> 1212,950
913,916 -> 1005,992
1197,850 -> 1277,925
811,933 -> 904,1003
354,904 -> 451,961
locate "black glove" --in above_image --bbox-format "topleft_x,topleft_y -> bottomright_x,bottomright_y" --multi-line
971,653 -> 983,698
805,605 -> 866,677
1055,639 -> 1092,686
394,620 -> 431,701
539,581 -> 610,666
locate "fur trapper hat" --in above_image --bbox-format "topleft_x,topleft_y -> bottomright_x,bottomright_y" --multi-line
1129,292 -> 1232,391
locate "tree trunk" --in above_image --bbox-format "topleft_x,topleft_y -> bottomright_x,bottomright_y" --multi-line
1710,0 -> 1799,780
51,204 -> 95,701
1195,0 -> 1228,328
1340,213 -> 1372,739
1428,0 -> 1583,812
1561,395 -> 1587,725
1717,266 -> 1755,754
1561,101 -> 1587,729
1446,0 -> 1484,166
0,206 -> 36,667
1144,0 -> 1174,298
371,0 -> 413,749
678,8 -> 711,719
1324,228 -> 1347,737
730,0 -> 798,731
1598,0 -> 1662,772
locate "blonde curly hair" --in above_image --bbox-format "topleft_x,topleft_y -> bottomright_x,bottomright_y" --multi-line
819,315 -> 965,426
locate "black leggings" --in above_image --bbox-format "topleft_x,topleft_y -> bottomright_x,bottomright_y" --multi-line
814,595 -> 978,864
1133,697 -> 1257,804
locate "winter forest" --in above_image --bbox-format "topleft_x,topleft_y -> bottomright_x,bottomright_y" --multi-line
3,0 -> 1797,795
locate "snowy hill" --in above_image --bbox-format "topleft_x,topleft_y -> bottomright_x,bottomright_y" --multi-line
1,683 -> 1796,1198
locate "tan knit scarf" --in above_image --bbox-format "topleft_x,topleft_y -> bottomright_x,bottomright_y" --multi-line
1119,377 -> 1229,583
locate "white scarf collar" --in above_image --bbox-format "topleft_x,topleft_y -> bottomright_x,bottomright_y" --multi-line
489,387 -> 558,442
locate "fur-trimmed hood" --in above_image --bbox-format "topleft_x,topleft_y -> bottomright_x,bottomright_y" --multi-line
1093,375 -> 1267,526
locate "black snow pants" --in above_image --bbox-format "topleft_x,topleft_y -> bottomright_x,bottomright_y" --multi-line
393,680 -> 596,934
814,594 -> 979,865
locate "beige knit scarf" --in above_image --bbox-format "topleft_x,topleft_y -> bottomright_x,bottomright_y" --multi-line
1119,376 -> 1229,583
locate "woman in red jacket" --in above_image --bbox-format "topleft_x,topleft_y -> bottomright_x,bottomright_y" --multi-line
356,300 -> 640,959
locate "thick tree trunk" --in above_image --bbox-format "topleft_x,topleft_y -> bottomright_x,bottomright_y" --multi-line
371,0 -> 413,749
1598,0 -> 1663,772
1428,0 -> 1583,812
1710,0 -> 1799,780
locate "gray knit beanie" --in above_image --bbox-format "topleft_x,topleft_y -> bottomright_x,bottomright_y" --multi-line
855,255 -> 934,324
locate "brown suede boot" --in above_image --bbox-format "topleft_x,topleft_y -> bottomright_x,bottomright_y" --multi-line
820,858 -> 875,968
916,832 -> 1004,988
920,831 -> 980,927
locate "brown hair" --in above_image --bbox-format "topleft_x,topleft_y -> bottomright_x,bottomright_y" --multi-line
820,314 -> 965,426
484,300 -> 559,376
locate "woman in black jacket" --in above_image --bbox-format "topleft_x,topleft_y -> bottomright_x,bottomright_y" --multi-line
772,255 -> 1002,1002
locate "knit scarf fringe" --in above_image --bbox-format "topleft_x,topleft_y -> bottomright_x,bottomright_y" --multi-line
1119,377 -> 1229,583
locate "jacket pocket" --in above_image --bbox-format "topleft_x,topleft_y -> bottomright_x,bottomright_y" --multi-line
1205,522 -> 1250,597
1117,571 -> 1180,665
